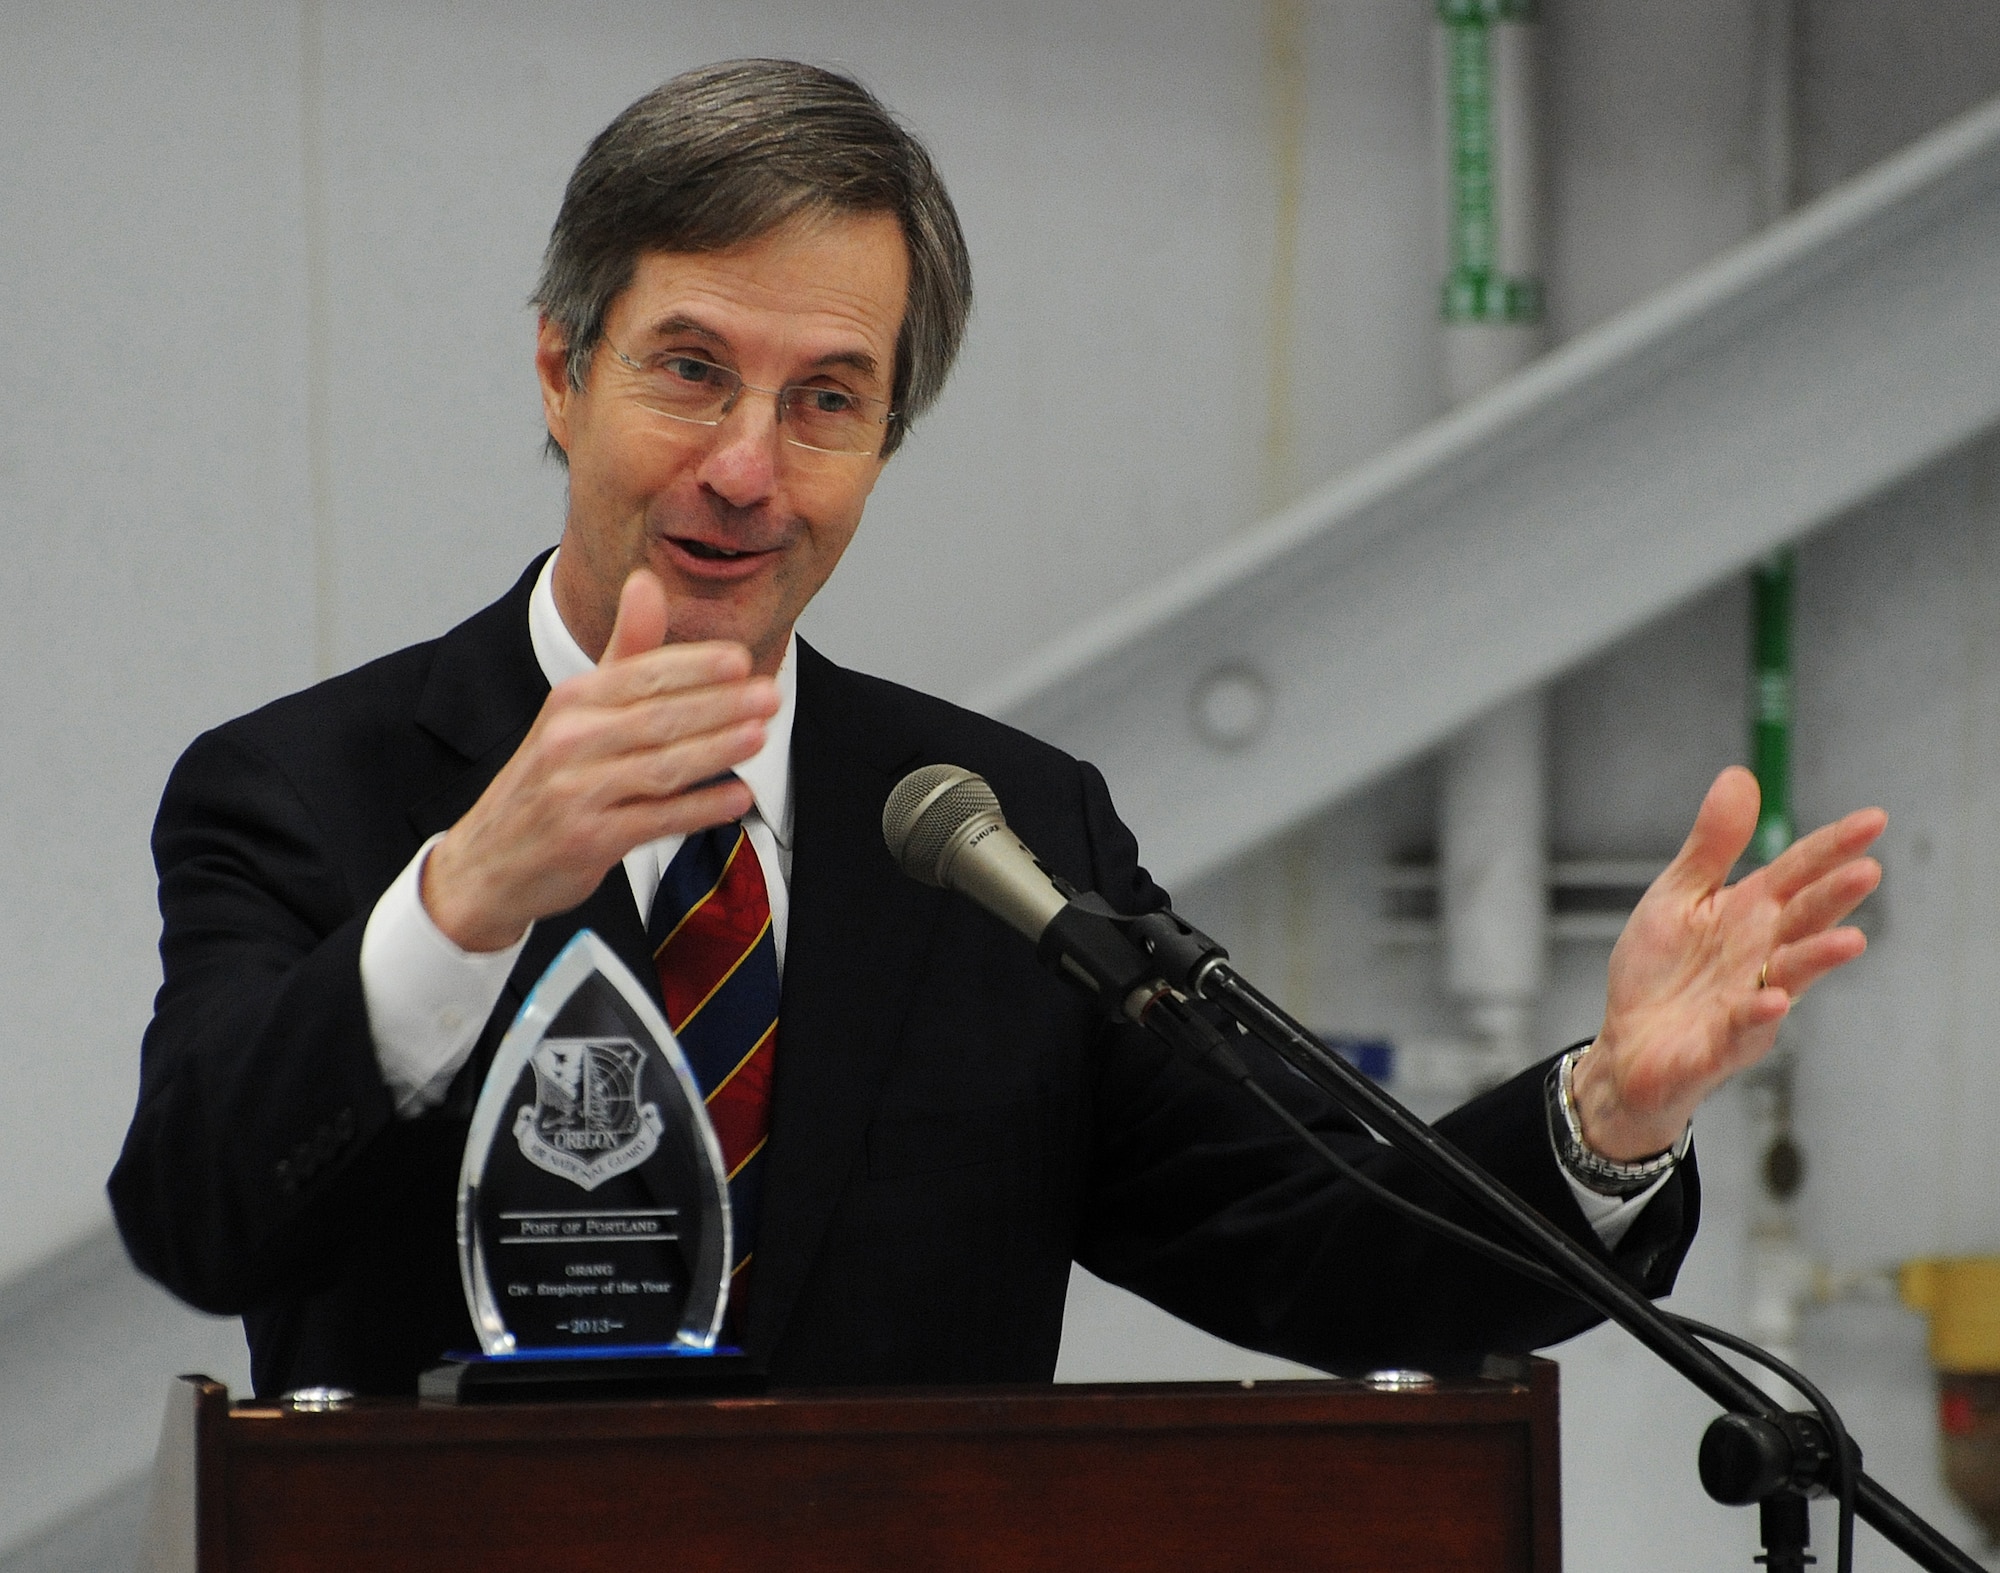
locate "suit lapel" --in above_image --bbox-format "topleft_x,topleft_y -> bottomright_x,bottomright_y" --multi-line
748,645 -> 946,1354
407,552 -> 553,844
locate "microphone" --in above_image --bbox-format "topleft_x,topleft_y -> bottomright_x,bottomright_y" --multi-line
882,765 -> 1230,1020
880,765 -> 1068,942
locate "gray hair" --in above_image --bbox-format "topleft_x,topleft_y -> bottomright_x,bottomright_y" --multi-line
532,59 -> 972,460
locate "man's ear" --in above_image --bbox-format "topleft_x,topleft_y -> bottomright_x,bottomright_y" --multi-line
534,314 -> 575,456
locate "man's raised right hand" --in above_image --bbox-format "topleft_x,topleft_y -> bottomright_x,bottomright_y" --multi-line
420,570 -> 779,953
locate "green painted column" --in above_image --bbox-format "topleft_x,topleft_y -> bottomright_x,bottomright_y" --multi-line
1439,0 -> 1542,329
1749,548 -> 1795,864
1436,0 -> 1549,1078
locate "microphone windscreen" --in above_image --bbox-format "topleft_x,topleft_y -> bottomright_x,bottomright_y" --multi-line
882,765 -> 1002,885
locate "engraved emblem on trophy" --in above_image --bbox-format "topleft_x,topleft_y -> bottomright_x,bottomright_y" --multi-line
514,1039 -> 661,1190
451,929 -> 735,1369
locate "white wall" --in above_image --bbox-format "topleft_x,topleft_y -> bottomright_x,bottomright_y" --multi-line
6,0 -> 2000,1567
1,1 -> 318,1285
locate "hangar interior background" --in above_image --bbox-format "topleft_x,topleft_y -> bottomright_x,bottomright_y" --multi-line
7,3 -> 2000,1567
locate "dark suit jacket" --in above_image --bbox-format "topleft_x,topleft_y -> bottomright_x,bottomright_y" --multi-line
109,557 -> 1696,1398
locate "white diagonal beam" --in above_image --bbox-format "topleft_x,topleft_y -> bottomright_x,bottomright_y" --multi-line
976,96 -> 2000,890
0,1228 -> 247,1562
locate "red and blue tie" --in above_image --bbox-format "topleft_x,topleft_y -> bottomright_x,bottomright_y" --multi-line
649,822 -> 778,1337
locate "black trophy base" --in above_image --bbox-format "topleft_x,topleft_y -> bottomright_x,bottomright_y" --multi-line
420,1347 -> 765,1405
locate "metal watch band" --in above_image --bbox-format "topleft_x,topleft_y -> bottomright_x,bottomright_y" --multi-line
1545,1046 -> 1690,1199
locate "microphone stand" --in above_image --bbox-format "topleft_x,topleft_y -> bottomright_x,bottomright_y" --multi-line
1050,898 -> 1977,1573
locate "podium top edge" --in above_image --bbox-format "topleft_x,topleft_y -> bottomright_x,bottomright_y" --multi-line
212,1370 -> 1548,1448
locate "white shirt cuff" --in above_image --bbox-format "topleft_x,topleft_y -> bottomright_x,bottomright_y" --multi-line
361,833 -> 529,1118
1565,1165 -> 1674,1251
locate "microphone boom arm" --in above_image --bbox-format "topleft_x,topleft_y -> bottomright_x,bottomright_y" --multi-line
1119,903 -> 1972,1573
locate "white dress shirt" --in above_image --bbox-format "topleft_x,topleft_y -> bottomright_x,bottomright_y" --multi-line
356,550 -> 1661,1243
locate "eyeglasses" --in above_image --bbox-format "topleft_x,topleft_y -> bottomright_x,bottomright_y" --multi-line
606,343 -> 896,456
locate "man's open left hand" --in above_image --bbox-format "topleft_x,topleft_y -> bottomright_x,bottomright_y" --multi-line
1569,765 -> 1885,1161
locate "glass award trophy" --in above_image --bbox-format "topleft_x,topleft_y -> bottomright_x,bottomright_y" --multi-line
420,929 -> 759,1402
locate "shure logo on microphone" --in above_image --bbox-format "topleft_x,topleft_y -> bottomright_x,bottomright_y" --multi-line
965,822 -> 1002,848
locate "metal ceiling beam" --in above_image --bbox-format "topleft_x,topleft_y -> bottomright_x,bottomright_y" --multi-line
975,95 -> 2000,891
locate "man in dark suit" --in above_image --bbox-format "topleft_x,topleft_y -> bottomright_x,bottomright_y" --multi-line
110,61 -> 1885,1398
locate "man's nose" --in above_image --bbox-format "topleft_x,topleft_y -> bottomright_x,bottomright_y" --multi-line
696,391 -> 782,508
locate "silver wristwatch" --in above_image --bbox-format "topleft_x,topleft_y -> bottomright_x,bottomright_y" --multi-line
1545,1045 -> 1691,1199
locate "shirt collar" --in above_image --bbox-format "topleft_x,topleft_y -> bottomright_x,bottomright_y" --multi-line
527,549 -> 796,849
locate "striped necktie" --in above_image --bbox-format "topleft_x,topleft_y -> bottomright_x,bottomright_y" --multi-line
648,821 -> 778,1336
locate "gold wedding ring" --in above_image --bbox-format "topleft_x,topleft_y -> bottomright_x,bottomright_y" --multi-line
1758,961 -> 1770,991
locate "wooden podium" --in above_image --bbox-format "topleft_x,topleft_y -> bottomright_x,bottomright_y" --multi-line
141,1360 -> 1560,1572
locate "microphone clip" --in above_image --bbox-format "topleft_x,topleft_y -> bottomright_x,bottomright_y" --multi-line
1125,909 -> 1230,996
1034,884 -> 1231,1020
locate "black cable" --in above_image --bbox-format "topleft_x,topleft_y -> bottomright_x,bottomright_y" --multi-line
1142,992 -> 1581,1295
1227,1065 -> 1576,1297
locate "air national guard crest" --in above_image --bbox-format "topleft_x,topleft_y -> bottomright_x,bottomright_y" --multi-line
512,1037 -> 665,1191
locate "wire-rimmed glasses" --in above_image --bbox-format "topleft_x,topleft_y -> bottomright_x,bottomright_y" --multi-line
606,342 -> 895,456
